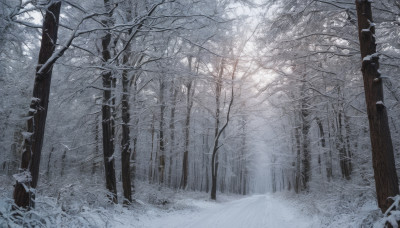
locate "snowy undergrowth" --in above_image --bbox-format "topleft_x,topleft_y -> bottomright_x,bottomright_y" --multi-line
273,183 -> 382,227
0,179 -> 240,228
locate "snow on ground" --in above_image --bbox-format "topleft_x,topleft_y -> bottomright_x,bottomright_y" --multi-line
0,180 -> 383,227
114,194 -> 320,228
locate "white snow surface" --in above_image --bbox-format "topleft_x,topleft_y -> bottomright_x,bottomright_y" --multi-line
111,194 -> 319,228
0,180 -> 381,227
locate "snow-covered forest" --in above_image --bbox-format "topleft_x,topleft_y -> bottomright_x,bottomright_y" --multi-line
1,0 -> 400,227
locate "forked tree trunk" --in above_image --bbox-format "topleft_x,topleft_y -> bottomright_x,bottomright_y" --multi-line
210,59 -> 237,200
356,0 -> 399,213
13,1 -> 61,209
211,60 -> 223,200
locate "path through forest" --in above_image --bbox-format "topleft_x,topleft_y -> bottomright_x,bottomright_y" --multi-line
113,194 -> 320,228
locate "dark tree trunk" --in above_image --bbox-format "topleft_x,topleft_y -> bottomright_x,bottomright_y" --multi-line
92,113 -> 100,175
181,56 -> 195,189
13,1 -> 61,209
132,137 -> 137,185
119,6 -> 136,202
211,60 -> 223,200
168,84 -> 177,187
121,58 -> 132,204
300,80 -> 311,191
149,114 -> 155,183
337,110 -> 351,180
159,79 -> 166,184
316,117 -> 332,181
101,0 -> 117,204
344,114 -> 353,175
181,81 -> 192,189
211,152 -> 219,200
46,147 -> 54,178
356,0 -> 399,213
326,110 -> 334,180
205,140 -> 210,193
294,125 -> 301,193
101,74 -> 117,203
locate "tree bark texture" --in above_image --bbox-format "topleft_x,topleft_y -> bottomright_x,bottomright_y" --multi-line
121,56 -> 132,204
168,84 -> 177,187
101,0 -> 117,204
13,1 -> 61,209
300,80 -> 311,191
294,125 -> 302,193
356,0 -> 399,213
159,79 -> 166,184
337,110 -> 351,180
211,61 -> 223,200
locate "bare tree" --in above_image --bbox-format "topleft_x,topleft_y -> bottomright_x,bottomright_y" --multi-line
211,59 -> 238,200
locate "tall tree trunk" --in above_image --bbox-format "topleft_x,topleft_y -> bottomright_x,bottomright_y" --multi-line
300,80 -> 311,191
337,109 -> 351,180
211,60 -> 223,200
294,124 -> 301,193
158,79 -> 166,184
326,108 -> 334,181
92,112 -> 100,175
46,147 -> 54,178
180,82 -> 192,189
101,0 -> 117,204
271,162 -> 277,193
168,83 -> 177,187
316,117 -> 332,182
121,54 -> 132,205
205,128 -> 210,193
181,56 -> 195,189
13,1 -> 61,209
344,114 -> 353,175
211,152 -> 219,200
149,114 -> 155,183
356,0 -> 399,213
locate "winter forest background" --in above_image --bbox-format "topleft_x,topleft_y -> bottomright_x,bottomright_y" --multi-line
1,0 -> 400,227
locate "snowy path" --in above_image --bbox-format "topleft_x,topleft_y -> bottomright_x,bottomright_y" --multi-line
115,194 -> 320,228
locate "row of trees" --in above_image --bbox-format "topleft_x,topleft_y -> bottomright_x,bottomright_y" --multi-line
0,0 -> 259,209
2,0 -> 399,220
256,0 -> 400,213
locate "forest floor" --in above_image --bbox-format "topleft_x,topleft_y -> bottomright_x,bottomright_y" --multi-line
112,194 -> 319,228
0,180 -> 383,227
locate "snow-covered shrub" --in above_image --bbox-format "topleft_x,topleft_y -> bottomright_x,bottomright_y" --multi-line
374,196 -> 400,228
